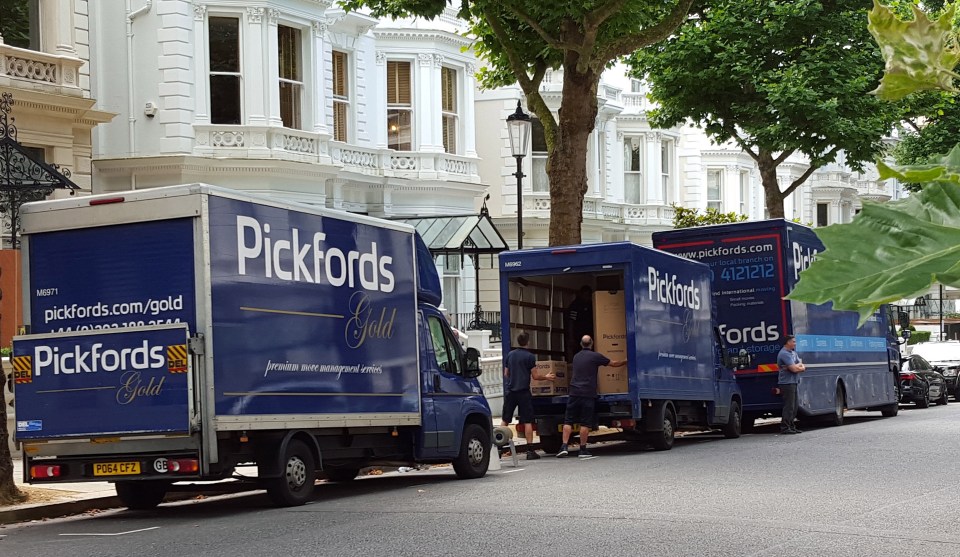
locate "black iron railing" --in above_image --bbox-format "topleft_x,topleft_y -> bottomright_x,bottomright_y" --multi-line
452,311 -> 501,342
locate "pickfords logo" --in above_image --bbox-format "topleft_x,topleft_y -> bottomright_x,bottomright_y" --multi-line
32,341 -> 164,375
16,340 -> 184,405
236,216 -> 396,293
648,266 -> 701,310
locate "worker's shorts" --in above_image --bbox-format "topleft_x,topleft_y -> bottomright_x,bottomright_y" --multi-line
502,389 -> 535,424
563,396 -> 598,429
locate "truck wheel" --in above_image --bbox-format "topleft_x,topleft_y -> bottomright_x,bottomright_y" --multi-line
115,480 -> 169,510
722,400 -> 742,439
881,400 -> 899,417
267,439 -> 316,507
827,385 -> 845,426
648,407 -> 676,451
452,424 -> 489,479
539,434 -> 563,454
324,467 -> 360,482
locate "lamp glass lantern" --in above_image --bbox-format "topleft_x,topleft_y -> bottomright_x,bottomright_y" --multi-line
506,101 -> 531,157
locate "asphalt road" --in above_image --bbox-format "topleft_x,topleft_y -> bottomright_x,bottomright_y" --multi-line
2,404 -> 959,557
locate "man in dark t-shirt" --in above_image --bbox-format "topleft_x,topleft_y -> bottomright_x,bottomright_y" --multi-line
502,331 -> 555,460
556,335 -> 626,459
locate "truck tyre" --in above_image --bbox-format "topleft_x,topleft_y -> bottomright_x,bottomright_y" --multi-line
648,407 -> 676,451
827,385 -> 845,427
881,401 -> 899,417
324,467 -> 360,482
452,423 -> 489,479
267,439 -> 316,507
722,400 -> 742,439
115,480 -> 169,510
538,434 -> 563,454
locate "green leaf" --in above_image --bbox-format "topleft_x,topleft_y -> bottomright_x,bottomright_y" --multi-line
868,0 -> 960,100
877,144 -> 960,183
787,181 -> 960,324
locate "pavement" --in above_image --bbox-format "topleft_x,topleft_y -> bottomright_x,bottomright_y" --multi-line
0,421 -> 544,526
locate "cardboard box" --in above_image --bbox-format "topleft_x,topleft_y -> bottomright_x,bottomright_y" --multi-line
597,367 -> 628,394
531,360 -> 569,396
593,290 -> 628,394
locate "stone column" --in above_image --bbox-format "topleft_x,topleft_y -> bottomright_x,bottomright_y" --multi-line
265,9 -> 282,127
311,20 -> 329,135
244,8 -> 268,126
645,132 -> 662,204
462,62 -> 478,157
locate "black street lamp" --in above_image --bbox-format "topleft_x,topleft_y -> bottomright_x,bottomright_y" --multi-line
506,100 -> 531,249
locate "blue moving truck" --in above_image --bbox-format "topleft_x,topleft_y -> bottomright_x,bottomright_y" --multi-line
654,219 -> 903,429
13,185 -> 492,508
498,242 -> 743,452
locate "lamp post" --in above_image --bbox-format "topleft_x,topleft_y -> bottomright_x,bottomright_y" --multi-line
506,101 -> 531,249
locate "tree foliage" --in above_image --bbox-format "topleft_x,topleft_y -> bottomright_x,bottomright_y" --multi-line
628,0 -> 904,219
343,0 -> 696,245
0,0 -> 32,49
671,204 -> 747,229
789,1 -> 960,323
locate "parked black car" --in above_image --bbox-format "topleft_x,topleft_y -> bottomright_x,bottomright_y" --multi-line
910,341 -> 960,401
900,355 -> 949,408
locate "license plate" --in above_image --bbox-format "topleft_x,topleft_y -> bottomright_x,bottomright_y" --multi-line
93,461 -> 141,476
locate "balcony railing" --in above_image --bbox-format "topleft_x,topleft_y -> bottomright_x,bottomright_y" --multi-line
523,193 -> 674,226
0,43 -> 85,97
192,128 -> 480,182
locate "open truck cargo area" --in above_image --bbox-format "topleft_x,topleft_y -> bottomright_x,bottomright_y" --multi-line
654,219 -> 902,429
498,242 -> 743,452
13,184 -> 492,509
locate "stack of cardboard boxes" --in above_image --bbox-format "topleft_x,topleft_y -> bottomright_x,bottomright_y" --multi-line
594,290 -> 628,394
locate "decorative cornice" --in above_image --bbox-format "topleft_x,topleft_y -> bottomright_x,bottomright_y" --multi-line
267,8 -> 280,25
313,20 -> 327,35
433,54 -> 444,68
417,53 -> 433,67
376,51 -> 386,65
193,4 -> 206,21
372,29 -> 473,48
247,7 -> 264,24
466,62 -> 476,75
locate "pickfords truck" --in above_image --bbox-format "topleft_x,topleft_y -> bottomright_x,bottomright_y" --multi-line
654,219 -> 904,429
498,242 -> 745,452
12,184 -> 492,508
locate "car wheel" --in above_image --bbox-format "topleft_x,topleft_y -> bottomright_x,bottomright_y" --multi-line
916,387 -> 930,408
938,387 -> 949,406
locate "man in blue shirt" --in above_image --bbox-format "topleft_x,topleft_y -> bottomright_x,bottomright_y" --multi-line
777,334 -> 806,435
556,335 -> 626,458
503,331 -> 554,460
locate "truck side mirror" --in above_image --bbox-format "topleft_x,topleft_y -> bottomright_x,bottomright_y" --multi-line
898,311 -> 911,331
464,347 -> 482,378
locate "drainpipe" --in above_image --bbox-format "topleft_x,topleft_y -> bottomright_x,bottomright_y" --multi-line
126,0 -> 152,161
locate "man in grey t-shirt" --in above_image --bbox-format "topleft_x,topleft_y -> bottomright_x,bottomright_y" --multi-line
777,335 -> 806,434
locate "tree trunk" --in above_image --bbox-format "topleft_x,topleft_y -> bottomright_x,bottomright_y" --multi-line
758,156 -> 786,219
0,372 -> 25,505
546,61 -> 599,246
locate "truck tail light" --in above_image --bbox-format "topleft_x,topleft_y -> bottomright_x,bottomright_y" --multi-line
612,419 -> 636,428
30,464 -> 62,479
168,459 -> 199,474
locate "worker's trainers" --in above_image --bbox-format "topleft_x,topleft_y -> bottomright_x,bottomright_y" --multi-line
526,450 -> 541,460
556,445 -> 569,458
578,448 -> 594,458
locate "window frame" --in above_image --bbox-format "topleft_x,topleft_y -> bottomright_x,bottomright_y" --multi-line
530,118 -> 549,193
387,60 -> 414,151
208,15 -> 243,125
441,66 -> 459,154
331,49 -> 350,142
660,139 -> 673,203
277,23 -> 304,130
739,171 -> 750,215
706,168 -> 723,211
816,202 -> 829,227
427,315 -> 463,375
623,135 -> 644,204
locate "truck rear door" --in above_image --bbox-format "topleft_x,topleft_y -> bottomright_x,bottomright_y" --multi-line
13,324 -> 192,440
